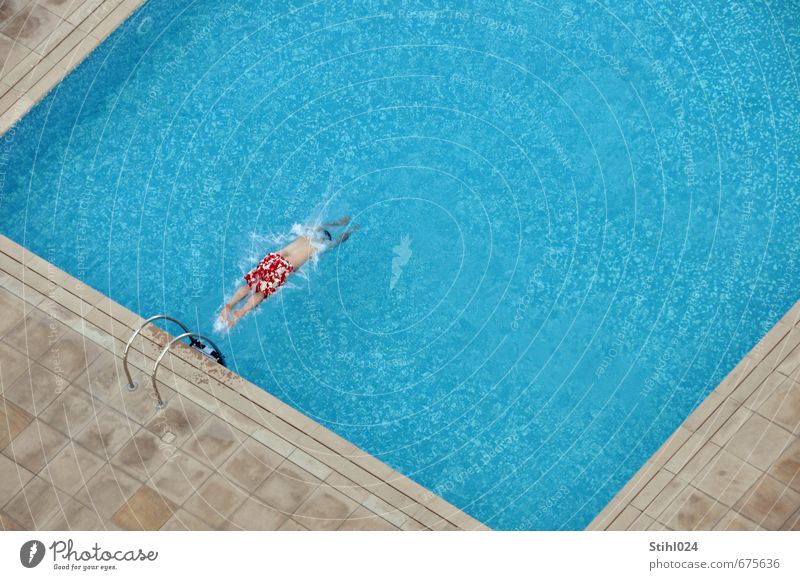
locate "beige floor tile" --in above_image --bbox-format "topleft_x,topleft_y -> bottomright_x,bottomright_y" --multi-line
41,442 -> 104,494
70,0 -> 123,30
750,323 -> 792,361
768,437 -> 800,493
324,471 -> 370,505
224,496 -> 287,530
88,1 -> 134,41
42,495 -> 103,530
712,510 -> 762,531
0,287 -> 26,337
181,415 -> 244,467
0,31 -> 31,77
148,449 -> 212,505
627,511 -> 656,531
691,449 -> 762,507
659,486 -> 727,530
716,355 -> 758,397
251,426 -> 295,458
691,397 -> 738,440
742,368 -> 790,411
764,327 -> 800,369
38,385 -> 99,436
647,520 -> 670,531
0,396 -> 33,448
0,342 -> 29,392
0,510 -> 25,530
111,485 -> 176,531
677,440 -> 721,481
780,507 -> 800,530
36,295 -> 84,329
0,3 -> 63,52
756,377 -> 800,433
254,461 -> 321,514
287,448 -> 333,480
220,437 -> 283,493
2,307 -> 67,358
682,391 -> 724,432
0,80 -> 23,117
644,479 -> 688,521
664,431 -> 708,474
278,517 -> 308,531
0,452 -> 34,505
35,0 -> 90,20
292,485 -> 359,531
112,381 -> 174,426
735,475 -> 800,530
3,475 -> 68,529
74,406 -> 137,459
5,362 -> 67,415
182,473 -> 247,529
0,271 -> 46,307
31,15 -> 76,56
144,393 -> 207,445
3,418 -> 67,472
58,275 -> 107,308
338,506 -> 398,530
159,508 -> 213,531
710,404 -> 753,446
0,48 -> 37,91
631,471 -> 675,512
726,413 -> 795,471
607,504 -> 641,531
73,463 -> 139,519
399,513 -> 430,530
729,362 -> 772,403
110,428 -> 169,482
777,342 -> 800,376
38,328 -> 104,382
71,349 -> 126,404
361,493 -> 408,528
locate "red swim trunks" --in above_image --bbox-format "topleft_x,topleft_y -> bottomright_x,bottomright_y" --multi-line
244,253 -> 294,297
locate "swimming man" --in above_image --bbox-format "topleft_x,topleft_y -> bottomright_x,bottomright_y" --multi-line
219,217 -> 358,329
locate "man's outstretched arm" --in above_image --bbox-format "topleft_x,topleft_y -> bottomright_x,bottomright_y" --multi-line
330,224 -> 360,247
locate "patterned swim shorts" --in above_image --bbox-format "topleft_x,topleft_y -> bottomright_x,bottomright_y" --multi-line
244,253 -> 294,297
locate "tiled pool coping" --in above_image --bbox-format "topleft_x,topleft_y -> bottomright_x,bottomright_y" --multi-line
2,0 -> 799,532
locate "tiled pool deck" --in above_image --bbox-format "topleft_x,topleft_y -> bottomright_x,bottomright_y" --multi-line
2,0 -> 799,532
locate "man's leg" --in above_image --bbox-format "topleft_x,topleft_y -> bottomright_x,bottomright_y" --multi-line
220,284 -> 250,321
229,292 -> 265,328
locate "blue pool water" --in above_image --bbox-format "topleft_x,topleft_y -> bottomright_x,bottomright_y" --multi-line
2,0 -> 799,529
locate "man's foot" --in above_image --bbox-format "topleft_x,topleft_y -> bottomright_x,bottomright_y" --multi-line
219,304 -> 232,322
227,310 -> 242,329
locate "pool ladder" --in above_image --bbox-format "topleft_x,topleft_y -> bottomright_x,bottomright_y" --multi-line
122,315 -> 226,409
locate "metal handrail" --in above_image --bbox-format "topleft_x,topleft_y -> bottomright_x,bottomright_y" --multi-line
151,332 -> 225,409
122,314 -> 190,396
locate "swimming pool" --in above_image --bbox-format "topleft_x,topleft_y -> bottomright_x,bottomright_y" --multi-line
2,0 -> 799,529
